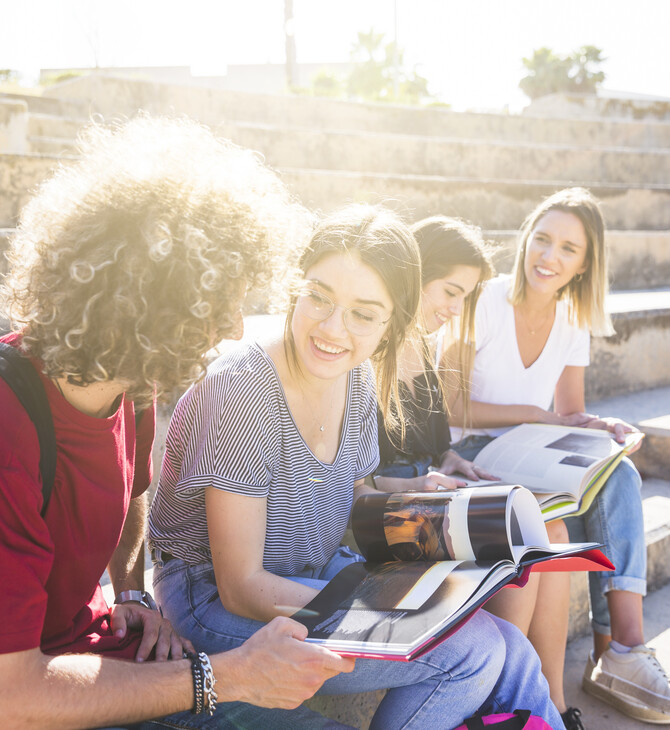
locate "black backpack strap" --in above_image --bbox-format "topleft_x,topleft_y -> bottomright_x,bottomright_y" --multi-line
0,342 -> 57,517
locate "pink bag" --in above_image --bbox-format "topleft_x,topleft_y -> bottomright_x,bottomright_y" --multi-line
453,709 -> 553,729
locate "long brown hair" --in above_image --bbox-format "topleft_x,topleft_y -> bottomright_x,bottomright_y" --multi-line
412,216 -> 495,427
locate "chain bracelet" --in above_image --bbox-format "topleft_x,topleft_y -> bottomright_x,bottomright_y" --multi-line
199,651 -> 218,717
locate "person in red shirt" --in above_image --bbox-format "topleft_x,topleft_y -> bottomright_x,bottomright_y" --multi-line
0,115 -> 355,729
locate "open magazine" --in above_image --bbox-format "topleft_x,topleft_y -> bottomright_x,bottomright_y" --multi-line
468,424 -> 644,520
293,485 -> 611,661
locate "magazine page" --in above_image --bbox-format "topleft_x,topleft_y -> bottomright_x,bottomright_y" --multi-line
294,559 -> 518,659
352,486 -> 518,564
473,424 -> 639,497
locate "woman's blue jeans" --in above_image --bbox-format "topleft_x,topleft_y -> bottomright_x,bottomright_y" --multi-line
151,546 -> 563,729
453,434 -> 647,636
376,456 -> 433,479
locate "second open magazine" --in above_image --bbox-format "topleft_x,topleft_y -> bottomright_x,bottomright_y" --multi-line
293,485 -> 612,661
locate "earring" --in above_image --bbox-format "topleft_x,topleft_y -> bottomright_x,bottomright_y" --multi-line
574,273 -> 583,283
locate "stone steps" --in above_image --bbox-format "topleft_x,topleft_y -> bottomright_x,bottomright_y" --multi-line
0,153 -> 77,226
6,152 -> 670,230
27,135 -> 78,155
588,295 -> 670,399
1,90 -> 88,118
27,111 -> 84,140
39,76 -> 670,149
280,168 -> 670,230
586,386 -> 670,482
218,121 -> 670,184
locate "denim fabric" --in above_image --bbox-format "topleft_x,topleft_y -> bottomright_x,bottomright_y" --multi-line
116,702 -> 352,729
452,436 -> 647,635
152,548 -> 563,729
376,455 -> 432,479
565,457 -> 646,634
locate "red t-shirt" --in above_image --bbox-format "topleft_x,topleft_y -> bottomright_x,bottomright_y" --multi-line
0,333 -> 155,658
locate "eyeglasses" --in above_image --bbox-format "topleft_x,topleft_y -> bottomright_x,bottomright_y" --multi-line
295,288 -> 391,336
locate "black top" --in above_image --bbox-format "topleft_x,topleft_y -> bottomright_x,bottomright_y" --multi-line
377,363 -> 451,469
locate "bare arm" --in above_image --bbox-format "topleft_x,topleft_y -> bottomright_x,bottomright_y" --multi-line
107,492 -> 147,594
0,645 -> 197,730
104,492 -> 192,662
205,487 -> 319,621
447,365 -> 594,431
372,472 -> 467,492
0,619 -> 355,729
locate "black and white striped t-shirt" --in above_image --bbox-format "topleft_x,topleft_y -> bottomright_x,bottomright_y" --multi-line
148,342 -> 379,576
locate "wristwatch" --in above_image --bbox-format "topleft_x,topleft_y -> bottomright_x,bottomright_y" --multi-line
114,589 -> 158,611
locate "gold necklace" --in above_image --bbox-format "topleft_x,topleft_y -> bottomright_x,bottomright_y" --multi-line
516,303 -> 555,336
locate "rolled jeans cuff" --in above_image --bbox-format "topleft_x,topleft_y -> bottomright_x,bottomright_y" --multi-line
591,575 -> 647,635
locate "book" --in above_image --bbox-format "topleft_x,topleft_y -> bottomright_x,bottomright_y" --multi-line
466,424 -> 644,520
293,484 -> 611,661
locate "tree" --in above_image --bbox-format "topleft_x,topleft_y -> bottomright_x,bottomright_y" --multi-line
311,69 -> 344,98
571,45 -> 606,93
346,29 -> 432,104
519,45 -> 606,100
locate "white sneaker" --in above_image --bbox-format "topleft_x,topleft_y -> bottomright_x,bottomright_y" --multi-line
583,644 -> 670,724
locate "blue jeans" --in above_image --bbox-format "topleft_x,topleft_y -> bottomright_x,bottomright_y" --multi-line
453,435 -> 647,635
376,456 -> 432,479
152,546 -> 564,729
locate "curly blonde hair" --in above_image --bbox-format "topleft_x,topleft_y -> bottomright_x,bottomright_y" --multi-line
2,115 -> 310,404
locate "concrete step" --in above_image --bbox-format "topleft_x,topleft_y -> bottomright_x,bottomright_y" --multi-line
220,121 -> 670,185
27,135 -> 78,155
43,75 -> 670,149
0,153 -> 76,226
279,168 -> 670,230
0,227 -> 11,275
587,386 -> 670,482
588,293 -> 670,400
6,152 -> 670,230
0,90 -> 89,119
27,112 -> 83,140
565,578 -> 670,729
489,230 -> 670,291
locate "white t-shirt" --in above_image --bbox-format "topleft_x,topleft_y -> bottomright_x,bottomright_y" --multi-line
451,275 -> 590,441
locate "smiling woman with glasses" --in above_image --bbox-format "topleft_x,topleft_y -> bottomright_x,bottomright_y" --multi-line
295,285 -> 392,336
148,203 -> 563,729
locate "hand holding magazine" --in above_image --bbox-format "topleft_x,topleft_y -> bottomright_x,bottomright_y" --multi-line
293,485 -> 611,661
466,424 -> 644,520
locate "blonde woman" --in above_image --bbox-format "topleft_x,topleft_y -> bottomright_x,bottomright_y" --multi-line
449,188 -> 669,727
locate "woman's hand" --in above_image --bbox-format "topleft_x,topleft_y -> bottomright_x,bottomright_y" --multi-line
546,410 -> 597,428
420,470 -> 467,491
584,415 -> 641,449
438,449 -> 498,482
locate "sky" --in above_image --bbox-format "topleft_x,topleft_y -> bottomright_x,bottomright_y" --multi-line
2,0 -> 669,112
